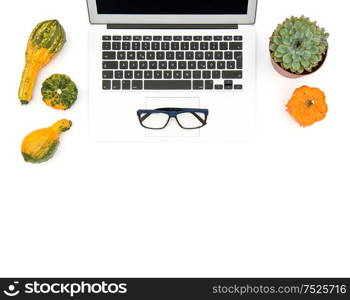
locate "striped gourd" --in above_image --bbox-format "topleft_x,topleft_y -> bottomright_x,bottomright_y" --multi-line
18,20 -> 66,104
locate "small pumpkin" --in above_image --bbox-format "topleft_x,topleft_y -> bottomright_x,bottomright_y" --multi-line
18,20 -> 66,105
41,74 -> 78,110
21,119 -> 72,164
286,86 -> 328,127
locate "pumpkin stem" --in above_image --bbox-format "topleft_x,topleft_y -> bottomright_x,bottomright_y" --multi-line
306,100 -> 314,107
18,62 -> 40,104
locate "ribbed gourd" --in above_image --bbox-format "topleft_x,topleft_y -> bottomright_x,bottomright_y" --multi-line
41,74 -> 78,110
21,120 -> 72,163
18,20 -> 66,105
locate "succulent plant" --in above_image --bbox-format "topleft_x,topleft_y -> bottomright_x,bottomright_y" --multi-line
270,16 -> 329,75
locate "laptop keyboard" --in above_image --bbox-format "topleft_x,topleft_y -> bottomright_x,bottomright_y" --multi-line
102,35 -> 243,91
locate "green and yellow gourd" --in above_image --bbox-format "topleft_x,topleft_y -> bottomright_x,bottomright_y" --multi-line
18,20 -> 66,104
41,74 -> 78,110
21,120 -> 72,163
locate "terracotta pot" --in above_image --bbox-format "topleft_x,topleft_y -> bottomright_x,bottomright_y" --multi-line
270,50 -> 328,79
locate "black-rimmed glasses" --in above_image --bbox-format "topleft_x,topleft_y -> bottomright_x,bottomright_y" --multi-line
137,108 -> 209,130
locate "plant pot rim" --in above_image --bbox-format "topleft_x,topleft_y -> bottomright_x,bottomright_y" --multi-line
270,49 -> 328,78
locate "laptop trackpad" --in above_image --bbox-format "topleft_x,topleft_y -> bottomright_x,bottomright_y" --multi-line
145,97 -> 200,138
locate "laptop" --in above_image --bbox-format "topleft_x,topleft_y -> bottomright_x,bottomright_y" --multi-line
86,0 -> 257,142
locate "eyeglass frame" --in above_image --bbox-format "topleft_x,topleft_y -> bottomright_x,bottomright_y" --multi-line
137,107 -> 209,130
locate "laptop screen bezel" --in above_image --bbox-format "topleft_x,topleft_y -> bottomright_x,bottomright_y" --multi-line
87,0 -> 257,25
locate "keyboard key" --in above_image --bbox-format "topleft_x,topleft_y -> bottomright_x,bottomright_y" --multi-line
220,42 -> 228,50
153,36 -> 162,41
205,52 -> 213,60
169,61 -> 177,69
142,42 -> 150,50
117,52 -> 126,60
227,61 -> 236,69
122,42 -> 131,50
176,52 -> 185,60
217,61 -> 225,69
204,36 -> 212,41
163,36 -> 172,41
156,52 -> 165,60
229,42 -> 243,50
102,36 -> 111,41
161,42 -> 170,50
139,61 -> 147,69
144,80 -> 191,90
119,61 -> 128,69
205,80 -> 214,89
143,36 -> 152,41
103,61 -> 118,69
134,71 -> 143,79
166,52 -> 175,60
102,71 -> 113,79
235,52 -> 243,69
132,80 -> 143,90
178,61 -> 186,69
194,36 -> 202,41
202,71 -> 211,79
144,71 -> 153,79
133,36 -> 142,41
190,42 -> 199,50
215,84 -> 223,90
184,36 -> 192,41
207,61 -> 216,69
212,71 -> 220,79
102,80 -> 111,90
130,61 -> 138,69
224,36 -> 233,41
200,42 -> 209,50
181,42 -> 189,50
188,61 -> 196,69
102,51 -> 116,60
171,42 -> 180,50
222,71 -> 243,79
123,36 -> 131,41
122,80 -> 131,89
115,71 -> 123,78
195,52 -> 204,60
173,36 -> 182,41
183,71 -> 191,79
164,71 -> 172,79
124,71 -> 133,79
159,61 -> 167,69
210,42 -> 218,50
224,80 -> 233,89
132,42 -> 140,50
127,51 -> 136,60
137,52 -> 146,60
193,71 -> 201,79
154,71 -> 162,79
234,84 -> 243,90
234,36 -> 243,41
215,52 -> 223,60
193,80 -> 204,90
102,42 -> 111,50
198,61 -> 206,69
112,42 -> 121,50
186,52 -> 194,60
151,42 -> 160,50
173,71 -> 182,79
112,80 -> 121,90
149,61 -> 158,69
113,36 -> 121,40
214,36 -> 222,41
147,52 -> 155,60
224,52 -> 233,60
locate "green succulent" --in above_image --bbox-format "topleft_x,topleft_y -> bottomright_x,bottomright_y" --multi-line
270,16 -> 329,74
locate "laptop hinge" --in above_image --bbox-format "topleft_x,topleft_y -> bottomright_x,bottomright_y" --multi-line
107,24 -> 238,29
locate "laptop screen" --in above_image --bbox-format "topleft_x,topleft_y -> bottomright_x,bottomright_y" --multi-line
96,0 -> 249,15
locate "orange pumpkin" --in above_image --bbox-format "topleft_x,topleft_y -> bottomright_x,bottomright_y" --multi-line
286,86 -> 328,127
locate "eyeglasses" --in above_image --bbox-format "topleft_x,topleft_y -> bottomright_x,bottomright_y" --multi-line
137,107 -> 209,130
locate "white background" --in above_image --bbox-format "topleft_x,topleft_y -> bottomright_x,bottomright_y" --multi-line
0,0 -> 349,277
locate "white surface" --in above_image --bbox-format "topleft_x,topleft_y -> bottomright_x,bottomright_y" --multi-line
0,0 -> 349,277
89,26 -> 255,142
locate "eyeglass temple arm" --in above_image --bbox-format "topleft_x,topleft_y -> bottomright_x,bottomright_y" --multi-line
191,112 -> 206,125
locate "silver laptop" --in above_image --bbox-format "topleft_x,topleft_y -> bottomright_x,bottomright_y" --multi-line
86,0 -> 257,142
